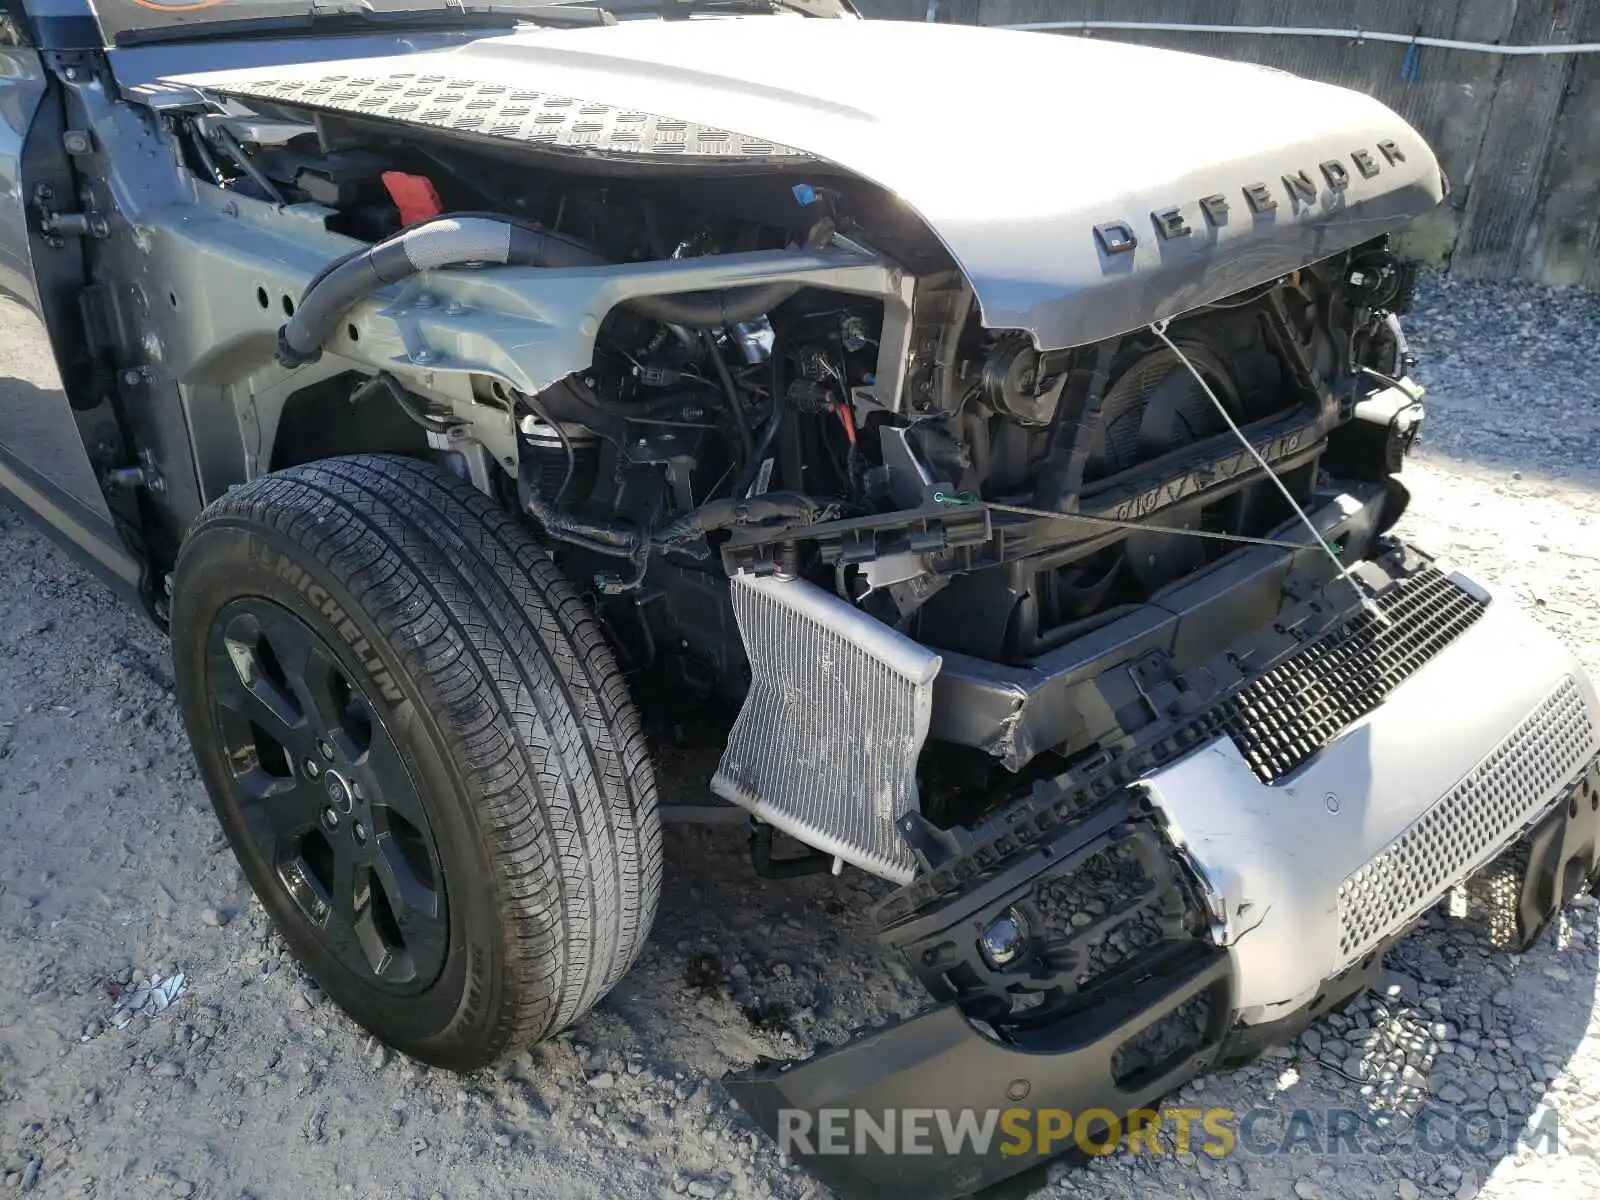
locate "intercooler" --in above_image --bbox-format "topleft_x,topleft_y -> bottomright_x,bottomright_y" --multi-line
712,572 -> 942,883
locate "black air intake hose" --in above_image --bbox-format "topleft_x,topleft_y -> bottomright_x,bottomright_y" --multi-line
278,215 -> 837,367
521,488 -> 823,559
278,217 -> 605,366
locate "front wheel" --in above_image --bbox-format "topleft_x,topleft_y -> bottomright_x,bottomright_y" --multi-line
170,455 -> 661,1070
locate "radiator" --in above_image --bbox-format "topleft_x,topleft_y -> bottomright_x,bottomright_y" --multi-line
711,572 -> 942,883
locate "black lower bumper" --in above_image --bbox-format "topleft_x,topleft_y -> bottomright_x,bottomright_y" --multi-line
727,944 -> 1229,1199
725,753 -> 1600,1199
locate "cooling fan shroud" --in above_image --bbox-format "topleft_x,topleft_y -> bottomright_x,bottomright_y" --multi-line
1055,341 -> 1250,611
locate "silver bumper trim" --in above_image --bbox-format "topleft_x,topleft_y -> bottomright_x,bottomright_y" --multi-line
1337,676 -> 1593,961
1142,589 -> 1600,1024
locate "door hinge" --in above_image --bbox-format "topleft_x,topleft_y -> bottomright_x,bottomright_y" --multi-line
33,183 -> 108,241
102,448 -> 165,496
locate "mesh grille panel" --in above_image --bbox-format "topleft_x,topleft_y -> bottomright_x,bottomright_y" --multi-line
1337,678 -> 1596,959
712,574 -> 940,882
1224,568 -> 1487,783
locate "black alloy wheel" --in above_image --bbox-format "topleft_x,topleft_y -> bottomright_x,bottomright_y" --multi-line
207,598 -> 447,992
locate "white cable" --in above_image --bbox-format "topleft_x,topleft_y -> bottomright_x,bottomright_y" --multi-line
1147,321 -> 1390,627
1000,20 -> 1600,56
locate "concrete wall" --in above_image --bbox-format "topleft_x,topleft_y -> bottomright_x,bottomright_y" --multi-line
857,0 -> 1600,286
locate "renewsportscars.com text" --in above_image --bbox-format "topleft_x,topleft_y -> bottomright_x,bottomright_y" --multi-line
776,1105 -> 1559,1159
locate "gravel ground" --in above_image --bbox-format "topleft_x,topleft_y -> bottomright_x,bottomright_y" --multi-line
1,274 -> 1598,1200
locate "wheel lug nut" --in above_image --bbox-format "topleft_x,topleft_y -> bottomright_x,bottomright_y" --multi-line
317,739 -> 335,762
303,758 -> 321,779
353,821 -> 367,845
321,806 -> 339,830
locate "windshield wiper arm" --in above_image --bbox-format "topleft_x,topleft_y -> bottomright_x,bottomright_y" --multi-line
115,1 -> 608,48
310,0 -> 609,21
551,0 -> 855,18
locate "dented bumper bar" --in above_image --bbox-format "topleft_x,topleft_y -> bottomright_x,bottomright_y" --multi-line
726,563 -> 1600,1198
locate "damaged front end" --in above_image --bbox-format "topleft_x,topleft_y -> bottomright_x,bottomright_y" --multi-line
725,547 -> 1600,1199
76,17 -> 1596,1195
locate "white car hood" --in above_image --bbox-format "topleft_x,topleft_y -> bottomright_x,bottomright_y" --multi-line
166,18 -> 1445,349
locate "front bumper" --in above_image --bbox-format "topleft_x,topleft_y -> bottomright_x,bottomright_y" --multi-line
725,568 -> 1600,1199
1149,594 -> 1600,1026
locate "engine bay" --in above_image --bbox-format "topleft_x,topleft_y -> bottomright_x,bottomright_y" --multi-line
158,99 -> 1424,827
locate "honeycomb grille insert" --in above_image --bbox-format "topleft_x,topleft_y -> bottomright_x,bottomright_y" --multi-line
1337,678 -> 1596,959
1223,568 -> 1487,783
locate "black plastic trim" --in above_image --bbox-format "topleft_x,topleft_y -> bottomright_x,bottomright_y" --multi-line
1516,756 -> 1600,949
725,943 -> 1229,1200
1221,564 -> 1487,782
929,484 -> 1389,769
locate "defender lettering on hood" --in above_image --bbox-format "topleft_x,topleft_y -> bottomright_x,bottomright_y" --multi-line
1094,139 -> 1414,255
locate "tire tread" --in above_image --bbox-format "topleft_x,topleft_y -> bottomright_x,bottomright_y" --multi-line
181,455 -> 661,1064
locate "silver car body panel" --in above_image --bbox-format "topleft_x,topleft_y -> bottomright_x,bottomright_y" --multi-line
164,18 -> 1445,350
0,47 -> 48,309
1142,584 -> 1600,1025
